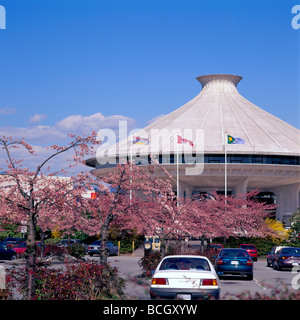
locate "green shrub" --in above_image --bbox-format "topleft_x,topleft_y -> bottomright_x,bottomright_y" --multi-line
67,243 -> 85,259
114,239 -> 143,254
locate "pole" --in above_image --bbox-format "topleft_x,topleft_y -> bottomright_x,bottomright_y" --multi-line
132,240 -> 135,257
130,135 -> 133,205
224,131 -> 227,198
176,134 -> 179,206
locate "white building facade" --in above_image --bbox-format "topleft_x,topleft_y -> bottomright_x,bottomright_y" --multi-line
86,74 -> 300,225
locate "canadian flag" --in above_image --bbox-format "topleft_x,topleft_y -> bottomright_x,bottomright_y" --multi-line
177,135 -> 194,146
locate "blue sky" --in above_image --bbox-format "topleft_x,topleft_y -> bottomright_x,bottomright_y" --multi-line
0,0 -> 299,169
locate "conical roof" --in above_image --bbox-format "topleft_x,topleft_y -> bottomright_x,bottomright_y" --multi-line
97,74 -> 300,161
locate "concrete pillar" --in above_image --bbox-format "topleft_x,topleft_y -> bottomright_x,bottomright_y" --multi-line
271,183 -> 300,225
233,177 -> 250,197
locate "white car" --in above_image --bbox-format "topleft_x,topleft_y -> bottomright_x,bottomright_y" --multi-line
150,255 -> 220,300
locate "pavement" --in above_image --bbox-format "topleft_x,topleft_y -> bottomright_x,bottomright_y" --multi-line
107,246 -> 151,300
2,248 -> 299,300
106,253 -> 300,300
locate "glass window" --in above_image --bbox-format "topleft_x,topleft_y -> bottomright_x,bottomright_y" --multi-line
159,257 -> 211,271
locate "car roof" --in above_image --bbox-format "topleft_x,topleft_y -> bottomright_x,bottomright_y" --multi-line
161,255 -> 210,260
222,248 -> 246,250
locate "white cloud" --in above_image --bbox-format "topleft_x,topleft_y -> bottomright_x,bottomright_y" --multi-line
0,112 -> 138,172
0,143 -> 87,175
0,107 -> 17,115
0,112 -> 137,145
30,113 -> 47,124
0,125 -> 66,145
56,112 -> 136,133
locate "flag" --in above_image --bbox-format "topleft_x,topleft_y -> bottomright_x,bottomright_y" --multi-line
133,136 -> 149,145
177,135 -> 194,146
227,135 -> 245,145
91,192 -> 98,199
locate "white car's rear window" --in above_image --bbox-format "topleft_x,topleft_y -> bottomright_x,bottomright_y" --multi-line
159,257 -> 211,271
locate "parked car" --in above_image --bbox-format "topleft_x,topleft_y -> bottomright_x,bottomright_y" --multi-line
215,248 -> 253,280
57,239 -> 87,251
87,240 -> 118,256
273,247 -> 300,270
239,244 -> 257,261
150,255 -> 220,300
3,237 -> 24,249
209,244 -> 224,252
0,242 -> 17,260
267,246 -> 288,267
13,241 -> 44,256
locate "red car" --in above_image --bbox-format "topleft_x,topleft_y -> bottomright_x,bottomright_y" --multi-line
13,241 -> 43,256
239,244 -> 257,261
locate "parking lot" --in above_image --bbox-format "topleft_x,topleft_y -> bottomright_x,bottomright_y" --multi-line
103,249 -> 300,300
1,248 -> 299,300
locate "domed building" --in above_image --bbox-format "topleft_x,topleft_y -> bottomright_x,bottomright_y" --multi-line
86,74 -> 300,225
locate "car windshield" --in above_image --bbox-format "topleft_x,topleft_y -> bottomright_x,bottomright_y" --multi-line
281,248 -> 300,255
92,240 -> 101,245
159,257 -> 211,271
220,249 -> 249,258
211,244 -> 222,249
4,238 -> 18,243
18,242 -> 26,248
240,245 -> 256,250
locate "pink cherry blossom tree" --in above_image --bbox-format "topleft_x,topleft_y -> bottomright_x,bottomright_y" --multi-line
0,133 -> 100,299
179,190 -> 276,240
82,161 -> 179,264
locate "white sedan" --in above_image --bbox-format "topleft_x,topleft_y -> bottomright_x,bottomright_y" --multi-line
150,255 -> 220,300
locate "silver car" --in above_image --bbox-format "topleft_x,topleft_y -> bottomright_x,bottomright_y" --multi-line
87,240 -> 118,256
57,239 -> 88,251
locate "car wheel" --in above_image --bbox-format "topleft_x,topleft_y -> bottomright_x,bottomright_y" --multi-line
247,273 -> 253,280
10,254 -> 16,261
277,263 -> 282,271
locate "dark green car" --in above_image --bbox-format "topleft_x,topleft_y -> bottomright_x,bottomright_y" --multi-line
215,248 -> 253,280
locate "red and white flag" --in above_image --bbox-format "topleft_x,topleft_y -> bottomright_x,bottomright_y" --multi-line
177,135 -> 194,146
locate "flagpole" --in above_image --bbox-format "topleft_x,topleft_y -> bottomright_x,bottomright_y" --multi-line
224,131 -> 227,198
130,134 -> 133,205
176,134 -> 179,207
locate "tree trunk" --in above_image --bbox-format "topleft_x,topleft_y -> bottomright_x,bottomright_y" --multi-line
25,211 -> 37,300
99,221 -> 109,265
160,237 -> 166,260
